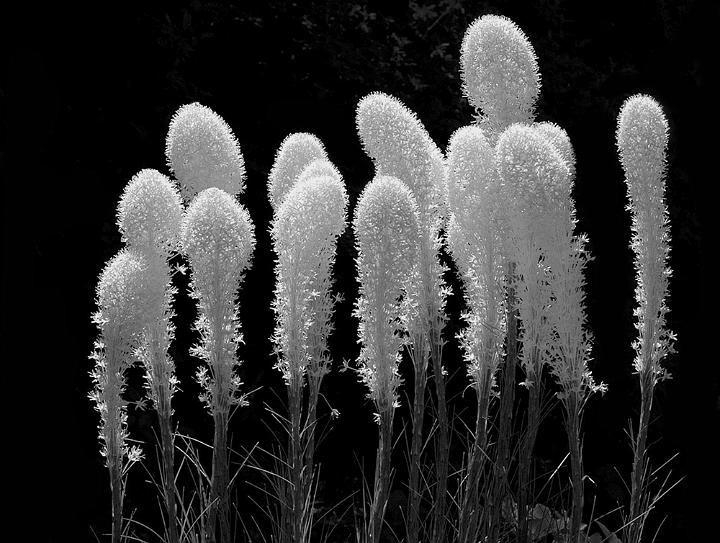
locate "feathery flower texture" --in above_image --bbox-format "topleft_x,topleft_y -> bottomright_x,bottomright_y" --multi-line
268,133 -> 328,211
166,102 -> 246,199
90,249 -> 152,463
446,125 -> 506,387
272,168 -> 348,382
182,187 -> 255,410
460,15 -> 540,139
354,175 -> 420,414
617,94 -> 674,381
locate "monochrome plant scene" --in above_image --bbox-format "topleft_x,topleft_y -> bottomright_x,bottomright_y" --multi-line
9,2 -> 714,543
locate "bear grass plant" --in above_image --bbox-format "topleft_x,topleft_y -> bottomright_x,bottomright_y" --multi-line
89,13 -> 679,543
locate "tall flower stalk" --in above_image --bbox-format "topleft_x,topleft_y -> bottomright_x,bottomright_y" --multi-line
356,92 -> 447,543
616,95 -> 674,543
446,125 -> 506,543
497,124 -> 566,542
89,250 -> 149,543
116,168 -> 184,543
270,137 -> 348,543
168,102 -> 254,543
354,175 -> 420,543
459,17 -> 541,540
534,122 -> 606,542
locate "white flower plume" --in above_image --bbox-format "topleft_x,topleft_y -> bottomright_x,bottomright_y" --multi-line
356,92 -> 445,224
116,168 -> 183,255
617,94 -> 674,379
446,126 -> 506,389
181,187 -> 255,411
353,175 -> 420,413
166,102 -> 246,199
460,15 -> 540,139
90,249 -> 152,467
272,171 -> 348,383
268,132 -> 328,211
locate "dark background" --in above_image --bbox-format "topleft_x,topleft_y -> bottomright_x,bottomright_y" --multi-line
2,1 -> 717,542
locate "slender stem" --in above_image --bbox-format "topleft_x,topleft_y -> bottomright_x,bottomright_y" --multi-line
429,308 -> 449,543
158,404 -> 178,543
518,375 -> 541,543
288,371 -> 305,543
369,407 -> 394,543
628,368 -> 654,543
567,393 -> 584,543
490,261 -> 518,542
458,370 -> 491,543
407,333 -> 428,543
208,408 -> 229,543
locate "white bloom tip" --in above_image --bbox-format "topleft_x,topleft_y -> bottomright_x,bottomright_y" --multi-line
166,102 -> 246,198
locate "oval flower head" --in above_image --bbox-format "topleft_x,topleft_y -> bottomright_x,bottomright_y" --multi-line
616,94 -> 669,213
356,92 -> 444,222
297,157 -> 342,186
166,102 -> 246,199
496,123 -> 570,241
95,248 -> 152,359
268,132 -> 328,211
534,122 -> 576,182
446,125 -> 497,234
460,15 -> 540,137
116,169 -> 183,255
272,173 -> 348,379
353,175 -> 420,412
181,187 -> 255,302
616,94 -> 672,376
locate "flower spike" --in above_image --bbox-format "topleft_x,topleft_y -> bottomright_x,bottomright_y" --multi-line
166,102 -> 246,198
460,15 -> 540,138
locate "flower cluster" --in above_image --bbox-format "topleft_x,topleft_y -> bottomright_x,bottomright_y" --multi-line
460,15 -> 540,140
181,187 -> 255,411
166,102 -> 246,199
446,125 -> 506,388
617,94 -> 674,380
268,132 -> 328,211
271,165 -> 348,383
353,175 -> 420,414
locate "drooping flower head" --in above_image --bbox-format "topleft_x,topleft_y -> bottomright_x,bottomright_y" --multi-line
117,169 -> 183,255
353,175 -> 420,412
181,188 -> 255,305
616,94 -> 673,378
166,102 -> 246,199
460,15 -> 540,139
272,172 -> 348,381
268,133 -> 327,211
356,92 -> 445,224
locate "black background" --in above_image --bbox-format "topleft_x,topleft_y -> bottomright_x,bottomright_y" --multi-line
2,1 -> 717,542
